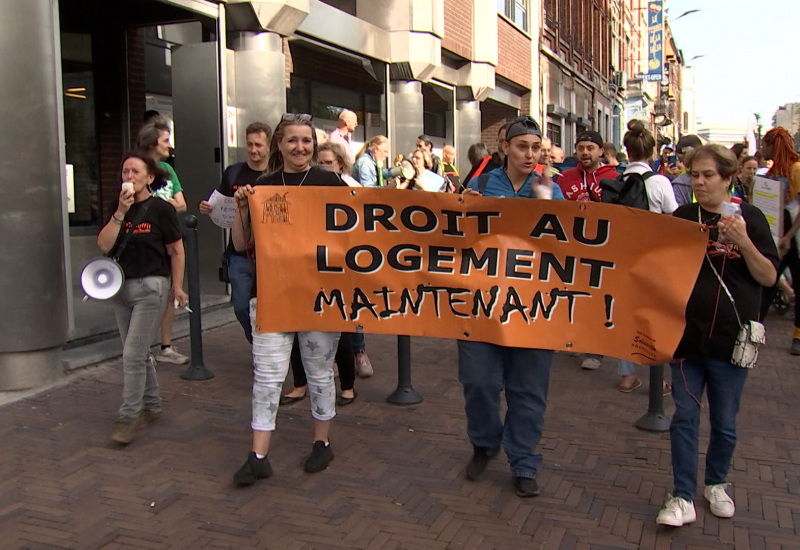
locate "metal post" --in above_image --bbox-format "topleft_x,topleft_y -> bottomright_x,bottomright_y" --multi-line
386,335 -> 422,405
634,364 -> 670,432
181,215 -> 214,381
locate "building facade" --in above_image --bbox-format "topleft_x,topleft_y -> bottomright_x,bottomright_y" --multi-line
1,0 -> 692,390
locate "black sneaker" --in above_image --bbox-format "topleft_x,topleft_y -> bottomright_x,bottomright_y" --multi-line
791,338 -> 800,356
233,452 -> 273,486
303,441 -> 334,473
465,446 -> 495,480
514,476 -> 541,498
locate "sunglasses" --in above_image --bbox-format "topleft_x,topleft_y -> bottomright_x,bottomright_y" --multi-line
281,113 -> 312,122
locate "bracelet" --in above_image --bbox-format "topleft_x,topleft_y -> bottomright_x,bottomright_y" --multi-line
111,215 -> 124,225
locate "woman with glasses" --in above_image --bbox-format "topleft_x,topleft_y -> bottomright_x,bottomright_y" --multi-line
231,114 -> 347,485
279,142 -> 360,409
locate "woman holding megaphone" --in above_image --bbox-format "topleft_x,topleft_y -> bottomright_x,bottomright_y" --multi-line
96,150 -> 187,445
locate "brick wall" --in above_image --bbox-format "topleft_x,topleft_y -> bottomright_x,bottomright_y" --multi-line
480,100 -> 517,153
442,0 -> 472,59
496,17 -> 531,88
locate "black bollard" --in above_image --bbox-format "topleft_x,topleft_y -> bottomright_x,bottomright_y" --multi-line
634,363 -> 669,432
180,215 -> 214,381
386,335 -> 422,405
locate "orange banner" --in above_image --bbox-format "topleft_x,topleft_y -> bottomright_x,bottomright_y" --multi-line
249,187 -> 707,364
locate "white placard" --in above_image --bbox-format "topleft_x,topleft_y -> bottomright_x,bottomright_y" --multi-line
65,164 -> 75,214
751,176 -> 783,243
207,189 -> 237,228
416,169 -> 447,192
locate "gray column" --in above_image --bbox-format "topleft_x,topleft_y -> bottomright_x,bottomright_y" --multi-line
389,80 -> 424,159
0,0 -> 67,389
230,31 -> 287,149
455,99 -> 481,177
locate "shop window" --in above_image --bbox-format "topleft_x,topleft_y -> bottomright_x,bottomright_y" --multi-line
497,0 -> 528,32
62,32 -> 100,227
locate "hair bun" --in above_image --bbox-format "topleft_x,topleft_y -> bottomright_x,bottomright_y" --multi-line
627,119 -> 645,136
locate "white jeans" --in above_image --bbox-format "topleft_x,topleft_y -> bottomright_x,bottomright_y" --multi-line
249,298 -> 339,431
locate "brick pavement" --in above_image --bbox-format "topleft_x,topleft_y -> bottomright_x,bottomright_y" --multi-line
0,311 -> 799,549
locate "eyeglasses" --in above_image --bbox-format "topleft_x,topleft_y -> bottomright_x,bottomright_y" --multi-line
281,113 -> 312,123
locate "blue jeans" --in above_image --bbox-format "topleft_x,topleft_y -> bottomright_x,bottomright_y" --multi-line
228,254 -> 255,343
457,341 -> 554,478
618,359 -> 637,376
670,358 -> 749,501
351,331 -> 365,353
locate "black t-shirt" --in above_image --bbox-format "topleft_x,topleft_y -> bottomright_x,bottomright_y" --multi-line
250,166 -> 346,298
673,202 -> 778,361
105,197 -> 182,279
220,162 -> 265,256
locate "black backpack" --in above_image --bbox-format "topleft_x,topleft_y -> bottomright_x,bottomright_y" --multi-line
599,170 -> 652,210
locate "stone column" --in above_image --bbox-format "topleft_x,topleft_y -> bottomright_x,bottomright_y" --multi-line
455,99 -> 481,177
390,80 -> 424,159
0,0 -> 67,389
229,31 -> 287,145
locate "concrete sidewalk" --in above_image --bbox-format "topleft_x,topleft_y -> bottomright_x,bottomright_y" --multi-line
0,313 -> 798,549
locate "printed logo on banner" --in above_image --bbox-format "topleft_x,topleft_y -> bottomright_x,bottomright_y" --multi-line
262,192 -> 292,224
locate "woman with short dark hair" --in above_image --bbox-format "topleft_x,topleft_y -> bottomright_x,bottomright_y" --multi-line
97,150 -> 187,445
657,144 -> 778,527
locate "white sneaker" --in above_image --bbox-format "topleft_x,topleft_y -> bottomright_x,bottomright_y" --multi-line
156,346 -> 189,365
704,483 -> 735,518
581,357 -> 602,370
354,351 -> 373,378
656,495 -> 696,527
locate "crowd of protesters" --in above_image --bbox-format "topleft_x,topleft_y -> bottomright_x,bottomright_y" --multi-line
97,106 -> 800,527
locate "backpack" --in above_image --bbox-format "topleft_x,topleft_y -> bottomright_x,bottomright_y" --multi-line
599,170 -> 652,210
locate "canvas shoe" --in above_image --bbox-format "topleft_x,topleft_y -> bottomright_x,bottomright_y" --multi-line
233,452 -> 273,486
156,346 -> 189,365
354,351 -> 374,378
581,357 -> 602,370
656,494 -> 696,527
303,441 -> 334,473
704,483 -> 735,518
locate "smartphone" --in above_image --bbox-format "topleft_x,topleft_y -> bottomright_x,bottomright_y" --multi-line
667,154 -> 677,166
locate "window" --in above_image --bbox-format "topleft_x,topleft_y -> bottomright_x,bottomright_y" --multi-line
497,0 -> 528,32
547,117 -> 562,148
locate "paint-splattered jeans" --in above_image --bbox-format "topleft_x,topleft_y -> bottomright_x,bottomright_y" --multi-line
249,298 -> 339,431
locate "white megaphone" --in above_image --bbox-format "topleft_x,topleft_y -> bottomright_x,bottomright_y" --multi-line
383,158 -> 416,181
80,256 -> 125,300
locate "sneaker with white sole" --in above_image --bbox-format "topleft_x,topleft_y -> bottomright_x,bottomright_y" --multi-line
354,350 -> 373,378
156,346 -> 189,364
704,483 -> 735,518
656,494 -> 696,526
581,357 -> 602,370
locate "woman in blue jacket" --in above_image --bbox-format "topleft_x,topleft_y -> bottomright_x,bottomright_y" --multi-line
459,116 -> 562,498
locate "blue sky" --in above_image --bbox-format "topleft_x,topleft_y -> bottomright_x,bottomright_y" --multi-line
666,0 -> 800,128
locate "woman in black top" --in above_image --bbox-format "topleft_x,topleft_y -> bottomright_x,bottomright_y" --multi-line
97,150 -> 187,445
231,114 -> 346,485
656,144 -> 778,527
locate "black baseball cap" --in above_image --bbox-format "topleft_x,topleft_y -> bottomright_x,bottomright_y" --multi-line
575,130 -> 603,147
504,116 -> 542,141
